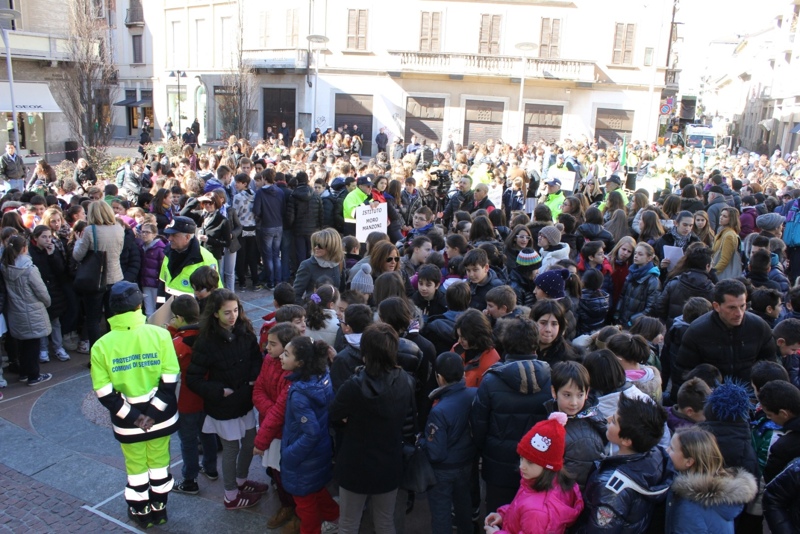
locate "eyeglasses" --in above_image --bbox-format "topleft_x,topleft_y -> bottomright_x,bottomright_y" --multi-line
516,234 -> 530,240
386,256 -> 400,263
141,230 -> 154,235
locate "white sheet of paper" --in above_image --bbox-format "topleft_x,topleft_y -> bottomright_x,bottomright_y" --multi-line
662,245 -> 684,272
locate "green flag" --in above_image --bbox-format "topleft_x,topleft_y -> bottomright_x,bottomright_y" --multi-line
620,135 -> 627,167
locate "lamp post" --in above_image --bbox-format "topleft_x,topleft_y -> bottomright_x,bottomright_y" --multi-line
306,34 -> 329,130
168,70 -> 187,132
515,42 -> 538,143
0,9 -> 22,153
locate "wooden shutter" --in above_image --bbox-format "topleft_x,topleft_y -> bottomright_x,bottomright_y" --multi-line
612,23 -> 635,64
347,10 -> 357,49
479,14 -> 500,54
540,18 -> 551,58
357,10 -> 368,50
489,15 -> 500,54
479,14 -> 490,54
261,12 -> 270,48
550,19 -> 560,58
613,23 -> 624,64
430,12 -> 441,52
286,9 -> 299,48
623,24 -> 635,64
420,12 -> 442,52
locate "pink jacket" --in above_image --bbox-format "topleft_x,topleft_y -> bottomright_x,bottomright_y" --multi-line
497,477 -> 584,534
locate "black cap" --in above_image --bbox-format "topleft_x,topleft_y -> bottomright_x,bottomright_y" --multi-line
164,216 -> 197,235
109,281 -> 143,314
607,174 -> 622,185
709,186 -> 724,194
357,174 -> 374,187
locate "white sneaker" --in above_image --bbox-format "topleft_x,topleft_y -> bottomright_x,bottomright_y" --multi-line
55,348 -> 70,362
0,377 -> 7,387
321,521 -> 339,534
77,341 -> 90,354
39,351 -> 50,363
62,333 -> 79,351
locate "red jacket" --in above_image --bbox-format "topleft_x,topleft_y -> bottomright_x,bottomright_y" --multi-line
259,311 -> 277,353
171,325 -> 204,414
252,355 -> 291,451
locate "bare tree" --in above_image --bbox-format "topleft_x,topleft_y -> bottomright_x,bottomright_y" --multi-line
218,1 -> 257,140
61,0 -> 118,151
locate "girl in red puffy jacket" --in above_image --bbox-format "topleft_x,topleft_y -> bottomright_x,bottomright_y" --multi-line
252,322 -> 300,530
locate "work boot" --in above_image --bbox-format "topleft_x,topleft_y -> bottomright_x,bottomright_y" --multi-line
127,505 -> 154,529
280,514 -> 301,534
150,502 -> 168,525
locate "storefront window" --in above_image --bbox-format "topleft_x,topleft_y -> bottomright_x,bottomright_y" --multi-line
4,112 -> 45,157
167,85 -> 188,131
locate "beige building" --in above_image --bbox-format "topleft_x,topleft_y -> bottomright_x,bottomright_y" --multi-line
146,0 -> 675,153
0,0 -> 74,163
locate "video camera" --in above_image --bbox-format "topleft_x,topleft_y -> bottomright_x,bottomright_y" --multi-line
429,168 -> 452,197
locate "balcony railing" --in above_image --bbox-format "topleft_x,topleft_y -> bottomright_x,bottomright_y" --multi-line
125,7 -> 144,27
388,51 -> 597,82
665,68 -> 681,89
242,48 -> 308,70
0,31 -> 71,62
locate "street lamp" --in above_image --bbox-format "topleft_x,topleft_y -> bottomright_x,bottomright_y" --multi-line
307,34 -> 329,130
0,9 -> 22,153
168,70 -> 187,132
515,42 -> 537,142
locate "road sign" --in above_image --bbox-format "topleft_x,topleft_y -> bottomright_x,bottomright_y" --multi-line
660,104 -> 672,115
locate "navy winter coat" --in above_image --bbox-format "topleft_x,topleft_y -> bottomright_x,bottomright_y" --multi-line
423,380 -> 477,469
470,357 -> 552,490
616,264 -> 660,327
252,185 -> 285,229
286,184 -> 323,236
653,269 -> 715,328
281,372 -> 335,497
764,457 -> 800,534
576,289 -> 610,335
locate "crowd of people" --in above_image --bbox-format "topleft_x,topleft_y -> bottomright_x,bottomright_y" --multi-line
1,129 -> 800,534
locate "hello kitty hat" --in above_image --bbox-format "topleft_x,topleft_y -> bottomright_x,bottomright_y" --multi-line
516,412 -> 568,471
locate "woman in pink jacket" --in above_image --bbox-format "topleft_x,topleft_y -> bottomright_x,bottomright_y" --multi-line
484,412 -> 584,534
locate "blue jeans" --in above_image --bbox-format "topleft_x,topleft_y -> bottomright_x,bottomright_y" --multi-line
176,411 -> 218,481
428,465 -> 473,534
280,228 -> 295,282
259,226 -> 282,286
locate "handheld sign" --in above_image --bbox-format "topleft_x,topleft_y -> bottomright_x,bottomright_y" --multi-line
548,169 -> 576,193
355,203 -> 388,243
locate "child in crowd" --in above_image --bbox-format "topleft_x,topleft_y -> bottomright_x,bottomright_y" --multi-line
750,288 -> 783,328
411,264 -> 447,320
231,172 -> 259,290
170,295 -> 219,495
759,380 -> 800,483
441,256 -> 466,290
453,309 -> 500,388
330,304 -> 373,392
750,361 -> 790,473
138,222 -> 166,317
484,285 -> 520,322
422,281 -> 471,356
253,323 -> 301,530
627,316 -> 666,373
463,248 -> 503,310
484,413 -> 583,534
278,336 -> 339,533
28,225 -> 70,363
305,284 -> 340,347
615,243 -> 660,328
582,395 -> 671,532
546,361 -> 607,489
189,266 -> 220,315
508,248 -> 542,308
773,318 -> 800,387
607,332 -> 662,404
781,285 -> 800,322
342,236 -> 361,271
576,269 -> 609,336
259,282 -> 296,352
665,427 -> 758,533
423,352 -> 477,534
666,377 -> 710,433
275,305 -> 307,336
577,240 -> 613,294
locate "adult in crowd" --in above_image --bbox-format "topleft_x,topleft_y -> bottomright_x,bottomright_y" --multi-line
159,216 -> 220,296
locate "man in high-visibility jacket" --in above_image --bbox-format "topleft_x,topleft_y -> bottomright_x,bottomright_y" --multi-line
542,177 -> 567,219
342,175 -> 377,236
159,216 -> 221,295
90,281 -> 180,528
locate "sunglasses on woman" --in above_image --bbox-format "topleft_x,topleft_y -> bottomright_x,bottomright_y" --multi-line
385,256 -> 400,263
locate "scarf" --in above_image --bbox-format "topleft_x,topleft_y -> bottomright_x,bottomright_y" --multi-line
627,261 -> 657,282
669,226 -> 691,249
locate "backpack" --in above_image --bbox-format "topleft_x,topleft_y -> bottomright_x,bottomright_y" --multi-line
784,198 -> 800,247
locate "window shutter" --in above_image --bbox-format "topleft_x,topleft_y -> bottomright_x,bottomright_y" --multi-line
540,18 -> 551,58
550,19 -> 560,58
431,12 -> 440,52
612,22 -> 624,64
479,14 -> 490,54
347,10 -> 357,50
623,24 -> 635,64
420,12 -> 430,51
261,12 -> 270,48
357,10 -> 368,50
490,15 -> 501,55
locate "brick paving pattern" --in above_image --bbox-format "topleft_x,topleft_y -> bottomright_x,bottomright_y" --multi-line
0,464 -> 129,533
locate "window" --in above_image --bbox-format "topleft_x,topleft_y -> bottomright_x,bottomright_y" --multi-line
132,35 -> 143,64
479,14 -> 501,55
539,18 -> 560,59
92,0 -> 105,19
347,9 -> 368,50
192,19 -> 207,68
612,23 -> 635,65
644,47 -> 654,66
286,9 -> 299,47
420,12 -> 441,52
170,21 -> 182,68
219,16 -> 232,68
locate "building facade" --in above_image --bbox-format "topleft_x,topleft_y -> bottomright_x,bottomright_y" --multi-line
145,0 -> 674,153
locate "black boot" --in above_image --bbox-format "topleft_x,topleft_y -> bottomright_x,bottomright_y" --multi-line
150,501 -> 168,525
127,505 -> 154,529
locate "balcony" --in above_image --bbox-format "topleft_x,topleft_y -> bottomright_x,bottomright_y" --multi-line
242,48 -> 308,72
387,51 -> 597,83
125,7 -> 144,27
0,31 -> 70,62
665,68 -> 681,91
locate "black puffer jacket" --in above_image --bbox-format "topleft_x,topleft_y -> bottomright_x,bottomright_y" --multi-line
422,310 -> 462,356
320,181 -> 346,233
764,415 -> 800,483
698,419 -> 759,479
576,223 -> 614,252
545,399 -> 607,489
331,340 -> 362,393
679,198 -> 705,213
615,264 -> 661,327
470,357 -> 552,490
28,244 -> 68,319
576,289 -> 610,335
185,321 -> 262,421
764,457 -> 800,534
119,226 -> 142,282
199,210 -> 231,260
286,184 -> 323,236
653,269 -> 715,328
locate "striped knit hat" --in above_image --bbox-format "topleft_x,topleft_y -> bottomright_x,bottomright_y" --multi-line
516,248 -> 543,270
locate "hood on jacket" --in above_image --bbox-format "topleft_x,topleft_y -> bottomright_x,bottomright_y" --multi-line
289,373 -> 334,408
485,359 -> 549,395
578,223 -> 608,238
541,242 -> 571,259
144,236 -> 168,251
1,254 -> 34,282
358,367 -> 408,400
291,184 -> 314,201
677,269 -> 714,291
261,185 -> 283,197
671,469 -> 757,514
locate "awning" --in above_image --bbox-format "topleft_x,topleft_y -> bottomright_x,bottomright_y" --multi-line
0,81 -> 61,113
759,118 -> 776,132
791,124 -> 800,134
132,98 -> 153,108
114,97 -> 137,107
